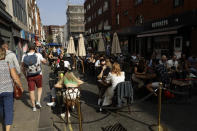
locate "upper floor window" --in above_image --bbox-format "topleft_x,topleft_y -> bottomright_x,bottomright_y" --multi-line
135,15 -> 144,25
98,7 -> 102,15
174,0 -> 184,7
135,0 -> 143,5
103,1 -> 108,12
116,0 -> 120,6
116,13 -> 120,25
87,4 -> 90,10
153,0 -> 160,4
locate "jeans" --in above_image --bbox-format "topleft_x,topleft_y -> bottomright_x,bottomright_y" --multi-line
0,92 -> 14,125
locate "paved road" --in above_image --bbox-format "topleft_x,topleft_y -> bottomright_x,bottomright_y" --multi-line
1,65 -> 197,131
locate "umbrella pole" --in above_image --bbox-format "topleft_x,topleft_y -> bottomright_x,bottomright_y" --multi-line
81,57 -> 84,74
72,54 -> 76,70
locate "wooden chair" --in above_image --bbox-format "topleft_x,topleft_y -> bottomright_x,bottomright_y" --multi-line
63,87 -> 83,131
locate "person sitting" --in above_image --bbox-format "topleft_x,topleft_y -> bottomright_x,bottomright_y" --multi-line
97,59 -> 111,105
146,63 -> 171,96
159,55 -> 168,67
167,55 -> 178,71
102,62 -> 125,106
88,54 -> 96,64
47,71 -> 83,107
132,59 -> 147,88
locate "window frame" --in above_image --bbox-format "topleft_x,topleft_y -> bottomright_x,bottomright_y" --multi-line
134,0 -> 143,6
173,0 -> 184,8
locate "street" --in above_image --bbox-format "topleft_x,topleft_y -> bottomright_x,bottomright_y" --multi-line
1,65 -> 197,131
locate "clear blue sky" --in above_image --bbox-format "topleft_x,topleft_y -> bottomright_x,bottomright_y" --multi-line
37,0 -> 84,25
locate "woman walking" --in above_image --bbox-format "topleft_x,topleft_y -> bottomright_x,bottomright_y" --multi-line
0,47 -> 23,131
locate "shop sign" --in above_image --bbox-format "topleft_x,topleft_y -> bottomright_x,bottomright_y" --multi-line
90,33 -> 101,40
152,20 -> 168,28
104,26 -> 111,31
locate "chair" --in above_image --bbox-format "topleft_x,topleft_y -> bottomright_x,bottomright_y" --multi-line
63,87 -> 83,131
113,81 -> 134,113
171,79 -> 192,101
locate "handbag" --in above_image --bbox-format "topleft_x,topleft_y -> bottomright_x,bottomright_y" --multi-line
14,83 -> 22,99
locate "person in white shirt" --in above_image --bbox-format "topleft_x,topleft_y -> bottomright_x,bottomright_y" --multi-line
102,62 -> 125,106
21,44 -> 47,111
159,55 -> 168,67
167,55 -> 178,70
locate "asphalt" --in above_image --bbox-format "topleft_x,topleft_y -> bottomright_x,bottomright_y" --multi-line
1,65 -> 197,131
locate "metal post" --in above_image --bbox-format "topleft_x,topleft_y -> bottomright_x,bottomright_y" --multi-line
150,83 -> 168,131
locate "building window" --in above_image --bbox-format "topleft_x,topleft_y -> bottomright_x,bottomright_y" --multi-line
153,0 -> 160,4
123,10 -> 128,16
98,7 -> 102,15
135,15 -> 144,25
135,0 -> 143,5
174,0 -> 184,7
87,4 -> 90,10
116,0 -> 119,6
103,1 -> 108,12
116,13 -> 119,25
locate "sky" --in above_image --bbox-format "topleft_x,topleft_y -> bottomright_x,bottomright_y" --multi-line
37,0 -> 84,26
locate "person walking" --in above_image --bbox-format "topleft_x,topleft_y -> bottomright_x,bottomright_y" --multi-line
0,47 -> 23,131
21,44 -> 47,111
1,41 -> 21,75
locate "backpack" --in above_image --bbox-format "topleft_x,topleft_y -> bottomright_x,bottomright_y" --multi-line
23,53 -> 41,76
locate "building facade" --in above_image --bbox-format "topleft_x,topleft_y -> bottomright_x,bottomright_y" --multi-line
43,25 -> 64,45
84,0 -> 197,57
66,5 -> 85,39
0,0 -> 13,46
1,0 -> 43,61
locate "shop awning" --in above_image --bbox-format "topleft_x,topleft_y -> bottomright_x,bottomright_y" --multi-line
137,25 -> 183,38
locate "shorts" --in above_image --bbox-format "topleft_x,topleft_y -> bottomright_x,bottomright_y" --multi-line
27,75 -> 42,91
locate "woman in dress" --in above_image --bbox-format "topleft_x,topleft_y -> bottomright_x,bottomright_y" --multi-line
102,62 -> 125,106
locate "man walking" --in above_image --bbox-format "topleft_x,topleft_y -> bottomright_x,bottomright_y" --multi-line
21,44 -> 47,111
1,41 -> 21,74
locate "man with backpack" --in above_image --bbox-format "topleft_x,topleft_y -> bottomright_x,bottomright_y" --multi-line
21,44 -> 47,111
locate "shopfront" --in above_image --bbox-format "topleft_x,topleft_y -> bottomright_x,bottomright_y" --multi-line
136,10 -> 197,59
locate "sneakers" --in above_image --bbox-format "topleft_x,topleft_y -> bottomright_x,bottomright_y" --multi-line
33,107 -> 37,112
47,102 -> 56,107
36,102 -> 42,108
61,112 -> 71,118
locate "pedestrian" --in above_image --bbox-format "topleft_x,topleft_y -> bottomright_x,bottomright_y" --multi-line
21,44 -> 47,111
1,41 -> 21,75
0,47 -> 23,131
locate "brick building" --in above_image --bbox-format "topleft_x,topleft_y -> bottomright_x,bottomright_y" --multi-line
130,0 -> 197,58
84,0 -> 197,57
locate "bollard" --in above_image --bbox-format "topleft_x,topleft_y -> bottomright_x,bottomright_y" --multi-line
150,82 -> 168,131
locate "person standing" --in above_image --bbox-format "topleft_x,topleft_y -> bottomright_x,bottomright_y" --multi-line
0,47 -> 23,131
21,44 -> 47,111
1,41 -> 21,75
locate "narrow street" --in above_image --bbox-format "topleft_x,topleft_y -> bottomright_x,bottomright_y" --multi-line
1,65 -> 196,131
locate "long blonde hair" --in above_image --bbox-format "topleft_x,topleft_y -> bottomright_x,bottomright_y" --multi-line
64,71 -> 83,85
111,62 -> 121,76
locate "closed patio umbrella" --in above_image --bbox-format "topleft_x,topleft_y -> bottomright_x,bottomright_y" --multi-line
76,34 -> 86,73
111,32 -> 121,54
67,36 -> 76,54
98,33 -> 105,52
76,34 -> 86,57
